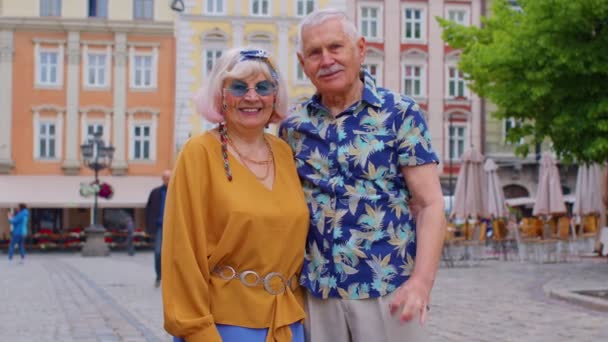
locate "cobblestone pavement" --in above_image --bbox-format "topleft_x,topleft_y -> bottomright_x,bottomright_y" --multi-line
1,252 -> 607,341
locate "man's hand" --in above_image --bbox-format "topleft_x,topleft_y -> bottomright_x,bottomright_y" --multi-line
388,276 -> 431,326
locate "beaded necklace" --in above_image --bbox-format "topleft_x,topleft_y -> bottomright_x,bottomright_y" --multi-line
219,123 -> 274,181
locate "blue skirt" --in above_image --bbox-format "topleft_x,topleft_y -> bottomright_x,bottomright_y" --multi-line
172,322 -> 304,342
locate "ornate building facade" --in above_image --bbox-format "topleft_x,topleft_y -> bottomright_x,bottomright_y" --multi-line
0,0 -> 176,240
172,0 -> 347,148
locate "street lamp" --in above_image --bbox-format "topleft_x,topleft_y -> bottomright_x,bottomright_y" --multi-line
170,0 -> 185,12
80,130 -> 115,256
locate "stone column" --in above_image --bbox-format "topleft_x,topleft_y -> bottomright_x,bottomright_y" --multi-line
234,0 -> 243,16
384,0 -> 400,90
111,32 -> 128,175
428,0 -> 445,167
62,31 -> 82,174
277,22 -> 289,81
233,21 -> 244,47
0,30 -> 14,173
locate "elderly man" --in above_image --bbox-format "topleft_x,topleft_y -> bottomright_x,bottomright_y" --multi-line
280,8 -> 446,342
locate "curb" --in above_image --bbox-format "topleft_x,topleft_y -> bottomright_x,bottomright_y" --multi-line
546,288 -> 608,312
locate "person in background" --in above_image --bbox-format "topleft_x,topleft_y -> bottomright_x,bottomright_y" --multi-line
162,47 -> 309,342
8,203 -> 29,263
145,169 -> 171,287
280,8 -> 446,342
124,213 -> 135,256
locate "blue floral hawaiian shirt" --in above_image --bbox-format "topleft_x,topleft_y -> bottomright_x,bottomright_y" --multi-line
279,70 -> 439,299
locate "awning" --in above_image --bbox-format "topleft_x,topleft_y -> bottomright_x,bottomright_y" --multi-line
0,175 -> 160,208
505,197 -> 535,207
505,195 -> 576,208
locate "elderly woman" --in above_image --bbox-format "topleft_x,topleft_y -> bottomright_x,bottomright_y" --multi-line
162,47 -> 309,342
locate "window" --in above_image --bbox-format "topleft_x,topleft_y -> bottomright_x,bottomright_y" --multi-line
448,125 -> 466,160
130,48 -> 158,89
88,0 -> 108,18
362,62 -> 382,86
403,65 -> 424,97
360,6 -> 380,40
504,118 -> 524,144
404,8 -> 424,41
295,60 -> 307,83
39,122 -> 57,159
206,0 -> 225,14
40,0 -> 61,17
251,0 -> 270,16
133,55 -> 153,87
37,50 -> 61,86
85,53 -> 108,87
132,124 -> 151,160
202,49 -> 222,77
448,67 -> 467,98
447,9 -> 467,25
134,0 -> 154,20
508,0 -> 522,12
86,123 -> 104,141
296,0 -> 314,17
31,208 -> 63,234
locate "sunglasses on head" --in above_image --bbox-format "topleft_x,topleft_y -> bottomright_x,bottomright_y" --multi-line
225,80 -> 276,97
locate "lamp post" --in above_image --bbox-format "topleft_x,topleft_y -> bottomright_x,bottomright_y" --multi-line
170,0 -> 185,12
80,130 -> 115,256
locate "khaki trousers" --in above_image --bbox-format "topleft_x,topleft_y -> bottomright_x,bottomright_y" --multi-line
304,291 -> 429,342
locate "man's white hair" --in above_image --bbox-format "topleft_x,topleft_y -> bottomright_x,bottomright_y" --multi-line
297,8 -> 361,53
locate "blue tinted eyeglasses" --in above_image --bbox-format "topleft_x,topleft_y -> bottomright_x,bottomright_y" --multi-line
225,80 -> 276,97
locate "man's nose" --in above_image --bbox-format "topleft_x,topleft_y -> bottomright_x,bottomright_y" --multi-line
320,50 -> 334,66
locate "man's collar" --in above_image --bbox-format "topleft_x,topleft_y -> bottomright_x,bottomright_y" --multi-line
307,69 -> 383,114
360,69 -> 383,108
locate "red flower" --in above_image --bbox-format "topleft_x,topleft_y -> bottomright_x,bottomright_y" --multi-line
97,182 -> 114,199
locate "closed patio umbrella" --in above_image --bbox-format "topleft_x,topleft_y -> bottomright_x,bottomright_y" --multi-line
451,148 -> 487,220
484,158 -> 507,218
573,164 -> 604,217
533,152 -> 566,216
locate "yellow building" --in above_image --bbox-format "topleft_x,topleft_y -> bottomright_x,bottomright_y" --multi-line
173,0 -> 347,148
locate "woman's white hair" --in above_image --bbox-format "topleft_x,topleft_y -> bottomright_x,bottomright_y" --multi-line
297,8 -> 361,53
194,47 -> 289,124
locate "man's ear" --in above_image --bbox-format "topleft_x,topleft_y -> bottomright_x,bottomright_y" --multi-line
357,36 -> 366,61
297,52 -> 311,78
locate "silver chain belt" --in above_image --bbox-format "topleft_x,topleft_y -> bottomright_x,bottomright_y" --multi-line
212,265 -> 298,295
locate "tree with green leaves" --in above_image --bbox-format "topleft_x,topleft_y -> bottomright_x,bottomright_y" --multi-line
438,0 -> 608,164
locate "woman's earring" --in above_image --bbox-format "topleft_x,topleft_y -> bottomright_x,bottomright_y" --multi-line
222,103 -> 227,111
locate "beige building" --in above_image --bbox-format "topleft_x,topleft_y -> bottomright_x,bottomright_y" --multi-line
172,0 -> 347,148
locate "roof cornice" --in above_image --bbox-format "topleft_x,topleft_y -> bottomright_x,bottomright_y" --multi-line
0,17 -> 174,35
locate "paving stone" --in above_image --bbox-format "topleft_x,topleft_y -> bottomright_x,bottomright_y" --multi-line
1,252 -> 607,341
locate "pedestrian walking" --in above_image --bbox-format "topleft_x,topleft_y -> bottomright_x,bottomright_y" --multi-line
162,47 -> 309,342
280,8 -> 446,342
145,169 -> 171,287
7,203 -> 29,263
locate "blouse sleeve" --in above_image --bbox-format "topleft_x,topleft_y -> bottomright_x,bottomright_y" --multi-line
161,140 -> 222,342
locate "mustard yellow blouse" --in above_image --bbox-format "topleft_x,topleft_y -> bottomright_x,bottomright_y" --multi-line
162,132 -> 310,342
